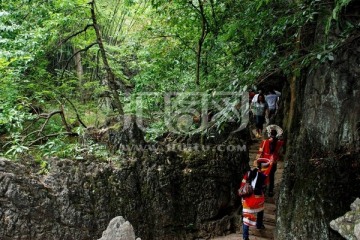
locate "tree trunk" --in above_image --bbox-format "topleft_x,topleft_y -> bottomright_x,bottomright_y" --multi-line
89,0 -> 124,115
195,0 -> 208,86
73,47 -> 85,101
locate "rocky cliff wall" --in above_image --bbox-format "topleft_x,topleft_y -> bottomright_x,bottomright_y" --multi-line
276,2 -> 360,239
0,128 -> 249,239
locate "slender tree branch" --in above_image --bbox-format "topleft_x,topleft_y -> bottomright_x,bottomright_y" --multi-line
194,0 -> 209,85
209,0 -> 219,36
38,111 -> 63,136
61,42 -> 98,78
59,24 -> 94,46
29,132 -> 78,147
22,106 -> 82,144
59,105 -> 71,132
22,130 -> 42,142
61,95 -> 88,128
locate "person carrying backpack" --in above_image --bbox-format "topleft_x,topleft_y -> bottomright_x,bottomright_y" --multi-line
238,164 -> 266,240
251,93 -> 269,138
265,89 -> 281,124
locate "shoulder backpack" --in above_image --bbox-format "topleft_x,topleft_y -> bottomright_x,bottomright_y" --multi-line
238,173 -> 254,197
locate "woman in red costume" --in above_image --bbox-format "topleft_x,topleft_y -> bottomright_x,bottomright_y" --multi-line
239,164 -> 266,240
257,129 -> 284,196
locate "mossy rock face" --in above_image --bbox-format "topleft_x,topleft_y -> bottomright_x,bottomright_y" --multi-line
0,125 -> 250,240
276,4 -> 360,239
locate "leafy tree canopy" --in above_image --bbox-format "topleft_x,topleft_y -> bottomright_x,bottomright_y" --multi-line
0,0 -> 356,161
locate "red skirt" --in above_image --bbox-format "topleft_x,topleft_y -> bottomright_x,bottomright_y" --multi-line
242,194 -> 265,226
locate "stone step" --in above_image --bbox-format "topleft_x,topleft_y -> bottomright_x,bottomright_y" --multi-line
211,233 -> 271,240
265,196 -> 276,204
239,223 -> 275,239
264,202 -> 276,212
264,207 -> 276,216
263,212 -> 276,225
248,228 -> 274,239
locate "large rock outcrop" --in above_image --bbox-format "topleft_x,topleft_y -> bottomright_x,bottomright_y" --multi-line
276,1 -> 360,239
0,127 -> 249,239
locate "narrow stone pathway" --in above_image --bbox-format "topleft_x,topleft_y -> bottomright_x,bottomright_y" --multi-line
212,134 -> 284,240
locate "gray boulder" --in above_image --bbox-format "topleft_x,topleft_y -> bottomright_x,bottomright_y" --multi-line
330,198 -> 360,240
98,216 -> 141,240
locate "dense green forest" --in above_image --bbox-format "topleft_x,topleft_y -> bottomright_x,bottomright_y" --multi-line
0,0 -> 355,162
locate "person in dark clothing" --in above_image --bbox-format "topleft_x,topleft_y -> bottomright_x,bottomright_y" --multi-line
252,93 -> 269,138
239,163 -> 266,240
